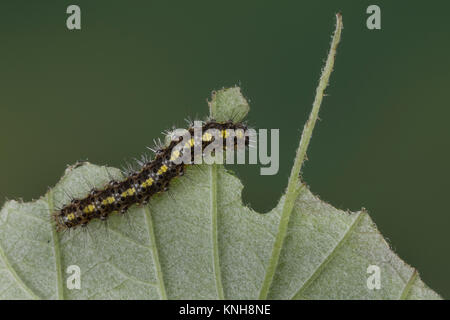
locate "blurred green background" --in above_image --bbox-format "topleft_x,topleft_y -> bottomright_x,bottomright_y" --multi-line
0,0 -> 449,298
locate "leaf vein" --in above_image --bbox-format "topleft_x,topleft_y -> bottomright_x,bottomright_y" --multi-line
290,211 -> 364,299
399,269 -> 418,299
143,206 -> 167,299
0,207 -> 41,299
47,191 -> 65,300
210,164 -> 225,299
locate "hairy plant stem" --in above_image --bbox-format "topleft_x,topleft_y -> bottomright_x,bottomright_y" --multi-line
259,13 -> 343,299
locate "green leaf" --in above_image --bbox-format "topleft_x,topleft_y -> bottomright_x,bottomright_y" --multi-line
0,164 -> 441,300
0,14 -> 440,300
208,86 -> 250,123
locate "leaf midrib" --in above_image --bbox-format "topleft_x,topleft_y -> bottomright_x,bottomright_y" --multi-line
143,206 -> 167,299
210,164 -> 225,299
48,191 -> 65,300
258,14 -> 342,300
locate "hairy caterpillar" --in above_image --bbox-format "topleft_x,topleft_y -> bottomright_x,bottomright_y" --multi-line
52,119 -> 249,231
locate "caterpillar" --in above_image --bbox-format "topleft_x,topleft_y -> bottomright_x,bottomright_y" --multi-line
52,119 -> 249,231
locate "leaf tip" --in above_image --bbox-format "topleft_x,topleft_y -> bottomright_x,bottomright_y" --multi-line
208,86 -> 250,122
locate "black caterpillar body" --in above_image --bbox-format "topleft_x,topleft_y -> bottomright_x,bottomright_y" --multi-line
52,120 -> 249,231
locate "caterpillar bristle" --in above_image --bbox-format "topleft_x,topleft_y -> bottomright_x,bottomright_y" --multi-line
146,146 -> 157,154
184,117 -> 193,126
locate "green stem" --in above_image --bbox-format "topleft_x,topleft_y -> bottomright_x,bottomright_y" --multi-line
258,13 -> 343,300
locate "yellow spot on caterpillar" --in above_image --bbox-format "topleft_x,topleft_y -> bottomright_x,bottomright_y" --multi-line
236,130 -> 244,139
82,204 -> 96,214
67,213 -> 75,221
222,130 -> 230,138
157,165 -> 168,175
184,138 -> 195,148
101,197 -> 116,206
121,188 -> 136,198
170,150 -> 180,161
141,178 -> 154,188
202,132 -> 212,141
